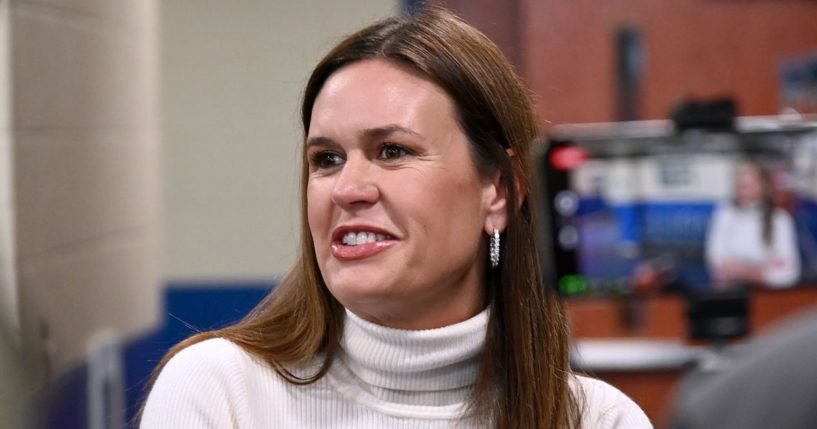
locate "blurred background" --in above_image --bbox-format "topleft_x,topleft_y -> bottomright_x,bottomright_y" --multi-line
1,0 -> 817,428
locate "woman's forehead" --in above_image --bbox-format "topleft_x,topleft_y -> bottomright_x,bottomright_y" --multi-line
308,59 -> 458,137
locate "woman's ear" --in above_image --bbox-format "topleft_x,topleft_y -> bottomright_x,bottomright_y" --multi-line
484,148 -> 523,235
484,169 -> 509,235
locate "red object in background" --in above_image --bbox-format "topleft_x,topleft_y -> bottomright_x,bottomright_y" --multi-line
550,146 -> 589,171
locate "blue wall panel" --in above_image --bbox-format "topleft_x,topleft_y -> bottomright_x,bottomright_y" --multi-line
43,282 -> 275,428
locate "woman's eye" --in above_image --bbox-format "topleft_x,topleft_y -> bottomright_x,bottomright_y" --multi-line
311,152 -> 344,169
379,144 -> 410,161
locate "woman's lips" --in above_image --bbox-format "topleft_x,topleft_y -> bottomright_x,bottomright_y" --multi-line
331,240 -> 396,260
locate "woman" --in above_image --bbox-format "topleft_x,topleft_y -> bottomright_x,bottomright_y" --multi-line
140,8 -> 650,428
706,160 -> 800,288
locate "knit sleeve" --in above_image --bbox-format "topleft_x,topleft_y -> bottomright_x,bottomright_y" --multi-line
139,338 -> 249,429
574,375 -> 653,429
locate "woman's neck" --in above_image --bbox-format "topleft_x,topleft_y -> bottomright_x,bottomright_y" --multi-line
337,306 -> 489,394
343,284 -> 487,330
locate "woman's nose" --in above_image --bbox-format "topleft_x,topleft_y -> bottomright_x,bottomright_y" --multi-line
330,155 -> 379,208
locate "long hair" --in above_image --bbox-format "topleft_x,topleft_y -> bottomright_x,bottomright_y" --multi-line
141,7 -> 580,428
734,160 -> 776,246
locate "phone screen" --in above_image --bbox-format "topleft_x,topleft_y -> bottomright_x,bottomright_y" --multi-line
539,118 -> 817,296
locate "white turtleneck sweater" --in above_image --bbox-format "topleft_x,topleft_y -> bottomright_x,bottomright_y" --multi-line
140,309 -> 651,428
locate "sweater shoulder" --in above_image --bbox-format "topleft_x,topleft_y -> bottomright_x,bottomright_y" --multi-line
572,375 -> 653,429
157,337 -> 258,383
712,201 -> 737,218
140,338 -> 258,428
173,337 -> 252,367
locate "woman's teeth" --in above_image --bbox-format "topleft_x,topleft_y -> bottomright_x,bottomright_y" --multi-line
341,231 -> 389,246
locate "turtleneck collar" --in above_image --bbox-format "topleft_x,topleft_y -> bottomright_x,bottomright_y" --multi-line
338,307 -> 489,392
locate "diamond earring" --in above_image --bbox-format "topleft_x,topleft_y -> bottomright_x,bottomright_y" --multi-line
490,227 -> 500,268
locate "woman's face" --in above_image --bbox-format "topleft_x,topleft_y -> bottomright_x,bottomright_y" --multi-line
736,163 -> 764,205
306,59 -> 506,329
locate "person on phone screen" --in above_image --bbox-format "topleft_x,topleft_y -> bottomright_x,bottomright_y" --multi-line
705,160 -> 800,288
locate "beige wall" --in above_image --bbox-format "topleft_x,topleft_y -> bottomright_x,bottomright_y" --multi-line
161,0 -> 399,280
0,1 -> 15,334
11,0 -> 160,374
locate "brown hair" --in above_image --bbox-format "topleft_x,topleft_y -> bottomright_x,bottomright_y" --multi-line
140,7 -> 580,428
734,160 -> 776,246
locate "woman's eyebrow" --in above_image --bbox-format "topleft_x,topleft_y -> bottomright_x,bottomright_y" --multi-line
307,125 -> 423,148
361,124 -> 423,140
306,136 -> 337,148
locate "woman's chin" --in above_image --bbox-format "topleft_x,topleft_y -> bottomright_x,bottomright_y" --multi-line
326,275 -> 403,307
